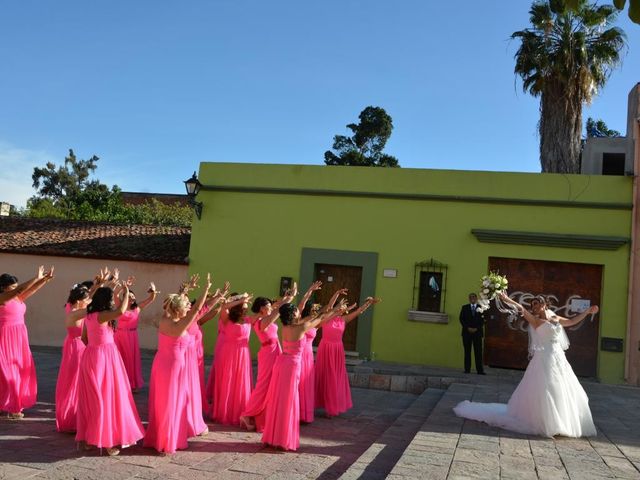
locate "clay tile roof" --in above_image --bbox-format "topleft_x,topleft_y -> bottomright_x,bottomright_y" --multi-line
0,217 -> 190,265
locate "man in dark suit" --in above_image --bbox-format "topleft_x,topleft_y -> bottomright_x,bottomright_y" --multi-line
459,293 -> 485,374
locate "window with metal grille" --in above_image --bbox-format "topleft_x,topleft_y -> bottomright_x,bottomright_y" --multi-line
413,259 -> 447,313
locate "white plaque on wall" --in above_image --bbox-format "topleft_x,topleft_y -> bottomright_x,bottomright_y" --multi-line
383,269 -> 397,278
570,298 -> 591,313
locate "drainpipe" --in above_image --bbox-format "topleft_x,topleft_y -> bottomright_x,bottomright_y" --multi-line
625,112 -> 640,385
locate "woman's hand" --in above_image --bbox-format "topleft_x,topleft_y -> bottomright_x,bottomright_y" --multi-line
44,266 -> 55,281
148,282 -> 158,294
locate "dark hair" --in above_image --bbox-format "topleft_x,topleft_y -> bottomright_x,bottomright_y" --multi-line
228,303 -> 246,322
80,280 -> 94,289
251,297 -> 271,313
128,289 -> 138,309
88,287 -> 115,313
67,285 -> 90,305
0,273 -> 18,292
531,295 -> 548,306
279,303 -> 297,326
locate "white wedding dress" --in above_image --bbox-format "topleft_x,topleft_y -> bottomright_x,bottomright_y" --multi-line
453,321 -> 596,437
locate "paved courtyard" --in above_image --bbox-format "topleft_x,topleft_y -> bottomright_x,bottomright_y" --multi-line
0,347 -> 639,479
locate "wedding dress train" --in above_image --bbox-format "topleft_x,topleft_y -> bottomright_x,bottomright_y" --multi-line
454,321 -> 596,438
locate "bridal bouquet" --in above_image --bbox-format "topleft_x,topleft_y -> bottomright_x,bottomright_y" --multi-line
476,272 -> 509,313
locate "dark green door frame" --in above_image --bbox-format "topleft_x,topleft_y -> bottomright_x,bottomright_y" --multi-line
299,248 -> 378,356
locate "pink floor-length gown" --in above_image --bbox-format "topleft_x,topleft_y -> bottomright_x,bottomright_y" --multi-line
204,317 -> 226,410
241,317 -> 282,432
75,313 -> 144,448
299,327 -> 317,423
185,323 -> 208,436
144,332 -> 191,454
190,305 -> 209,409
315,316 -> 352,417
114,308 -> 144,390
55,317 -> 86,431
211,320 -> 253,425
0,299 -> 37,414
262,339 -> 304,451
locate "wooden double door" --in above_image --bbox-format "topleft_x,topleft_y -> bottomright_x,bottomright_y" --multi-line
313,263 -> 362,351
484,257 -> 601,378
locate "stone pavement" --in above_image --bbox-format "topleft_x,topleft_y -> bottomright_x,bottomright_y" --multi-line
1,347 -> 640,479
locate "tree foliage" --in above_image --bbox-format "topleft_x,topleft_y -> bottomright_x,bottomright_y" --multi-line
324,106 -> 400,167
26,149 -> 192,227
564,0 -> 640,23
512,0 -> 626,173
586,117 -> 621,138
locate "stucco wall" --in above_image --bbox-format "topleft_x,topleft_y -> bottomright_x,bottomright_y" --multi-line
189,163 -> 633,384
0,253 -> 188,350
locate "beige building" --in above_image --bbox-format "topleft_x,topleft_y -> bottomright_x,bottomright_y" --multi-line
0,217 -> 190,350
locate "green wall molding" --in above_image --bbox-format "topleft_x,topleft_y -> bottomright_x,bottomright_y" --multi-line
201,184 -> 632,210
299,248 -> 378,356
471,229 -> 630,250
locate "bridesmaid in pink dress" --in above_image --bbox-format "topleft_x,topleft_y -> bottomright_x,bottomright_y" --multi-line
262,299 -> 342,451
239,282 -> 313,431
298,302 -> 321,424
75,283 -> 144,456
204,315 -> 225,410
0,266 -> 53,419
144,274 -> 213,454
189,281 -> 228,411
239,296 -> 283,432
315,291 -> 380,417
211,293 -> 254,425
114,280 -> 158,391
55,285 -> 91,432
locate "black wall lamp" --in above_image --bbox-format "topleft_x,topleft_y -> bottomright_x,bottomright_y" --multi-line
183,171 -> 203,220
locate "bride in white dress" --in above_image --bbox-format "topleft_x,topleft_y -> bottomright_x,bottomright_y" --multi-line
453,293 -> 598,438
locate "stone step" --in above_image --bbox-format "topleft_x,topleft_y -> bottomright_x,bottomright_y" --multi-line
339,388 -> 445,480
386,383 -> 477,479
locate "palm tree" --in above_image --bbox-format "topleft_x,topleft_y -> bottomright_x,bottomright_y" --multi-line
512,1 -> 626,173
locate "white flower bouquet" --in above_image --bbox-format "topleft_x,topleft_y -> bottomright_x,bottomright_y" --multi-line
476,271 -> 509,313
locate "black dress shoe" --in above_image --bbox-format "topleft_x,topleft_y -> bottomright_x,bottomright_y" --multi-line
464,371 -> 470,374
477,372 -> 486,375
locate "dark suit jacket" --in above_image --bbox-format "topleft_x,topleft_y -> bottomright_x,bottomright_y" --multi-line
459,304 -> 485,337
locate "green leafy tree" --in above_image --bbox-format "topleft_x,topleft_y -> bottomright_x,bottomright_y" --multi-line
31,149 -> 120,215
27,149 -> 192,226
586,117 -> 621,137
324,106 -> 400,167
512,1 -> 626,173
566,0 -> 640,23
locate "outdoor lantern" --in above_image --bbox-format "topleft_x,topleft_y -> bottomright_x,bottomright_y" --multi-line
183,171 -> 203,220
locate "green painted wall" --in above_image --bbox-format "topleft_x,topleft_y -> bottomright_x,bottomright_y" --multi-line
188,163 -> 632,384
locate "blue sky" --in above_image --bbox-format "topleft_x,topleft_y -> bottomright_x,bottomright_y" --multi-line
1,1 -> 638,207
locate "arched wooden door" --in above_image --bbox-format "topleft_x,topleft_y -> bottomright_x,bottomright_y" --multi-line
484,257 -> 601,378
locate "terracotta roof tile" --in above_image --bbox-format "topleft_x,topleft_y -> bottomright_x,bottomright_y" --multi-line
0,217 -> 190,265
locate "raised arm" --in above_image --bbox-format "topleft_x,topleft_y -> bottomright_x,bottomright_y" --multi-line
297,281 -> 322,313
498,292 -> 541,327
0,267 -> 43,304
323,288 -> 348,312
304,301 -> 347,330
138,282 -> 159,310
554,305 -> 599,328
18,266 -> 54,302
167,274 -> 212,336
198,304 -> 222,326
344,297 -> 380,323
